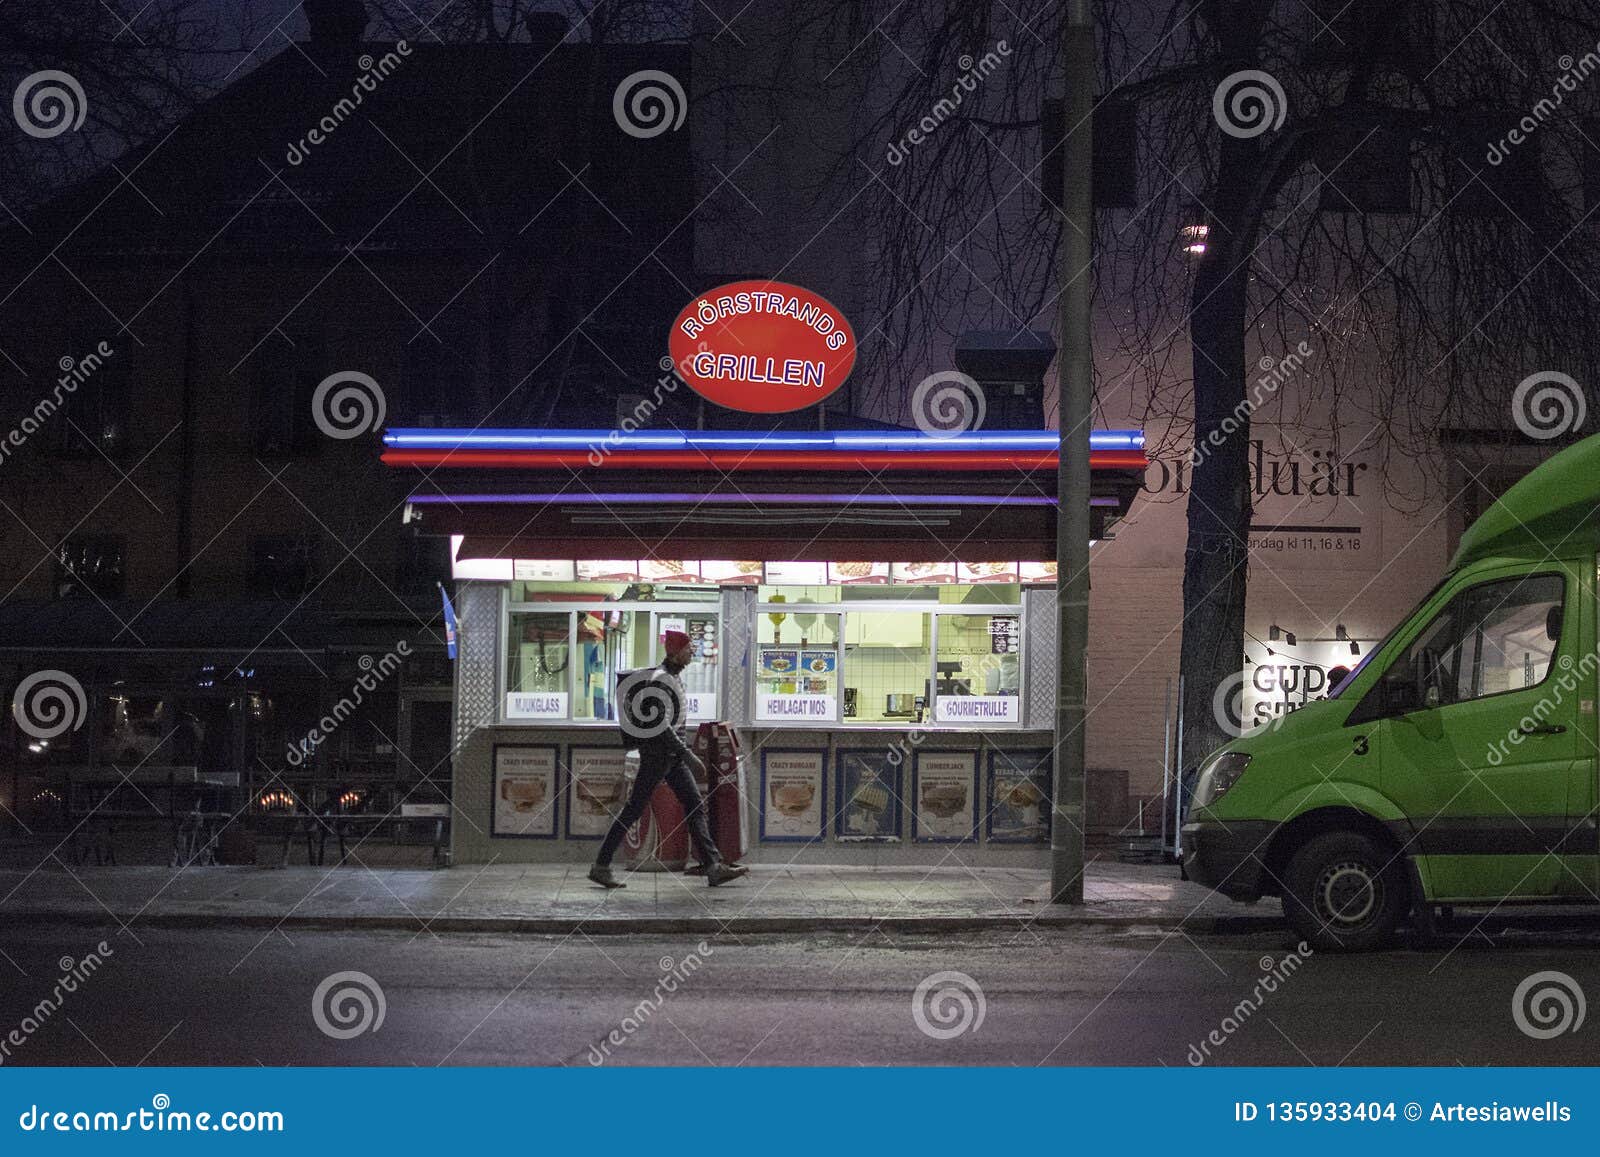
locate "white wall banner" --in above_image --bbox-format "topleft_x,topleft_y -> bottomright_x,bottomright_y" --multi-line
1132,424 -> 1381,571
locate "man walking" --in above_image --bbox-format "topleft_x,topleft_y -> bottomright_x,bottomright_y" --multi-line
589,629 -> 749,889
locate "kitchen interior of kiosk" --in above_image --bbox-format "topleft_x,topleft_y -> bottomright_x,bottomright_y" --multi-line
507,581 -> 720,722
505,577 -> 1022,725
756,582 -> 1021,723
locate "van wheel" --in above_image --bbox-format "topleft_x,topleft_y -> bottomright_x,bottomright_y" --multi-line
1282,831 -> 1408,952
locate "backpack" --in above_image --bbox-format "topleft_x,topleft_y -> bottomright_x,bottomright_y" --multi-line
615,666 -> 682,751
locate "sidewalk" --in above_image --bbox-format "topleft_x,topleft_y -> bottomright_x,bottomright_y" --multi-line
0,857 -> 1280,935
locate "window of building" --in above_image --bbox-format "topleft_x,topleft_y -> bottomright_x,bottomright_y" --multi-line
251,334 -> 322,457
754,592 -> 1025,728
249,535 -> 322,598
934,614 -> 1022,724
400,334 -> 475,425
1449,456 -> 1537,558
498,584 -> 1022,729
7,670 -> 93,774
96,691 -> 232,770
846,611 -> 929,723
52,368 -> 129,459
756,610 -> 842,723
571,609 -> 643,722
634,609 -> 719,719
397,532 -> 453,599
54,535 -> 126,599
504,599 -> 720,724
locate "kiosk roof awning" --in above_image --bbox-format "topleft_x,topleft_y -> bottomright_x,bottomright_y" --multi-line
381,427 -> 1146,472
382,427 -> 1147,563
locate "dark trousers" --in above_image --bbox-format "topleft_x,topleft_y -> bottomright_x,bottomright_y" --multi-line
596,754 -> 720,868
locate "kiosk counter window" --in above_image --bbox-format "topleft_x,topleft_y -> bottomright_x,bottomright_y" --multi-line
754,586 -> 1025,728
504,584 -> 721,725
755,610 -> 842,723
506,610 -> 571,720
847,611 -> 931,723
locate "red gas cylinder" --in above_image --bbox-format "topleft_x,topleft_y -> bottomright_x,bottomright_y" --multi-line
694,722 -> 749,866
623,758 -> 690,872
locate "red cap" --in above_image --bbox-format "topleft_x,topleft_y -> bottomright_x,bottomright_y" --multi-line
662,629 -> 693,654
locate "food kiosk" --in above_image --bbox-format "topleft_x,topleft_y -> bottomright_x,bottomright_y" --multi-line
381,427 -> 1146,864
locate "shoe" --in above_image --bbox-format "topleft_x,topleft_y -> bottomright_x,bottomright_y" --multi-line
588,864 -> 626,889
706,863 -> 749,887
684,862 -> 709,876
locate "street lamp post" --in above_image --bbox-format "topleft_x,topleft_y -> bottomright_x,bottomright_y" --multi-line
1052,0 -> 1095,904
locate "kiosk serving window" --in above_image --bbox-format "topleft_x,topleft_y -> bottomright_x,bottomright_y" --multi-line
755,587 -> 1025,728
756,610 -> 842,722
504,588 -> 720,724
501,580 -> 1022,729
506,611 -> 572,720
934,614 -> 1021,724
848,611 -> 931,723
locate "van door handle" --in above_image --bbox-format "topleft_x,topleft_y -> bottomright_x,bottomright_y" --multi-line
1519,723 -> 1566,736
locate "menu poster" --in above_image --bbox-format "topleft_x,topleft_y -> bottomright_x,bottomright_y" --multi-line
700,560 -> 765,585
912,751 -> 978,843
835,751 -> 901,841
891,561 -> 958,583
764,560 -> 827,585
798,649 -> 835,693
577,559 -> 643,581
989,617 -> 1021,654
565,747 -> 630,839
986,749 -> 1053,844
956,562 -> 1020,583
513,559 -> 576,582
760,749 -> 826,842
761,648 -> 800,678
639,558 -> 700,582
687,617 -> 717,660
492,745 -> 559,838
828,561 -> 890,585
1018,561 -> 1058,583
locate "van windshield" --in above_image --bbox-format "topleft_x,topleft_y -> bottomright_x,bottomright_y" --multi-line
1324,576 -> 1449,699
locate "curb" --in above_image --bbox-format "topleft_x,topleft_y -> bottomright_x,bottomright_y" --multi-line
2,910 -> 1286,936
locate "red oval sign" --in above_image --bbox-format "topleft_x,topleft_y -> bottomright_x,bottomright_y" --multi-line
668,280 -> 856,414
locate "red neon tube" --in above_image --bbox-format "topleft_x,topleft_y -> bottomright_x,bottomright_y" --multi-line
380,449 -> 1148,471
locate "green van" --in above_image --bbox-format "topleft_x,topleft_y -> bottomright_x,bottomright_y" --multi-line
1183,433 -> 1600,950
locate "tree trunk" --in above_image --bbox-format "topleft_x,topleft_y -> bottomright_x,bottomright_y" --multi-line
1175,2 -> 1269,787
1178,209 -> 1253,780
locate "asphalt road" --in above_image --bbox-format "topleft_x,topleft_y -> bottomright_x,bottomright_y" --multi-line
0,917 -> 1596,1066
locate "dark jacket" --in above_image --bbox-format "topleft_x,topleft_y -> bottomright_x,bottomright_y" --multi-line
619,664 -> 696,764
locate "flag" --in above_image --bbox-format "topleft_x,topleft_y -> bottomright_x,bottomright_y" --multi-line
438,582 -> 458,660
